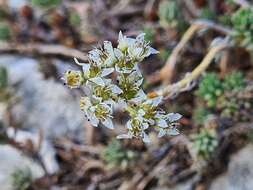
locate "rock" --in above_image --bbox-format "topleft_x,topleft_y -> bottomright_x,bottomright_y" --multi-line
0,145 -> 44,190
210,144 -> 253,190
7,128 -> 59,174
0,56 -> 85,140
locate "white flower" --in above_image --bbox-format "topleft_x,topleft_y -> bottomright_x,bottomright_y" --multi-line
157,113 -> 182,138
92,79 -> 122,102
62,70 -> 83,89
104,41 -> 118,67
80,97 -> 114,129
74,58 -> 114,86
117,71 -> 144,101
128,33 -> 159,62
158,127 -> 180,137
117,117 -> 150,143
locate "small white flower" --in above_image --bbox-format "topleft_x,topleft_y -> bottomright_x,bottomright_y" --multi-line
156,113 -> 182,138
128,33 -> 159,62
62,70 -> 83,89
165,113 -> 182,122
117,71 -> 144,101
92,79 -> 122,102
74,58 -> 114,87
80,97 -> 114,129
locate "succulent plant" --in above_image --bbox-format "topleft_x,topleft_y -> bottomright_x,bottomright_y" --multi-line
11,168 -> 33,190
217,84 -> 253,121
191,128 -> 218,160
102,140 -> 136,170
231,8 -> 253,51
193,107 -> 211,126
223,71 -> 245,91
196,73 -> 223,108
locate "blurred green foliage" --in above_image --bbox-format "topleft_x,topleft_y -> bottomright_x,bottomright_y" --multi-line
158,0 -> 186,31
11,168 -> 32,190
223,71 -> 245,91
31,0 -> 61,8
69,12 -> 81,27
200,7 -> 216,20
217,85 -> 253,120
191,128 -> 218,160
159,49 -> 171,62
0,23 -> 11,41
231,8 -> 253,51
0,66 -> 8,90
102,140 -> 136,170
193,107 -> 211,126
143,27 -> 155,44
196,73 -> 223,108
196,71 -> 252,122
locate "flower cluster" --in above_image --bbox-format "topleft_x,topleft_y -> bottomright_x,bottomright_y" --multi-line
62,32 -> 182,143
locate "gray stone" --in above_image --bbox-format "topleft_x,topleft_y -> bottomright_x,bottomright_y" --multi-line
210,144 -> 253,190
0,56 -> 85,140
7,128 -> 59,174
0,145 -> 44,190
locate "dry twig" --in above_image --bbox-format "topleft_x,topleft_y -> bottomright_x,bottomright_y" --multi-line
159,21 -> 233,84
0,42 -> 88,62
156,43 -> 229,98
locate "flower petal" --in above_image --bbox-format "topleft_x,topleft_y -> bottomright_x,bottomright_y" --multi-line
142,132 -> 150,143
151,96 -> 163,106
167,113 -> 182,122
101,68 -> 114,77
158,129 -> 166,138
111,85 -> 123,94
89,77 -> 105,86
167,128 -> 180,136
157,119 -> 168,128
117,133 -> 132,139
87,112 -> 99,127
102,118 -> 114,129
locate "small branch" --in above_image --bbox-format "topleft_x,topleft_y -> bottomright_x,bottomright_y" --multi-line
160,24 -> 200,84
0,42 -> 88,62
156,43 -> 229,98
159,21 -> 233,84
